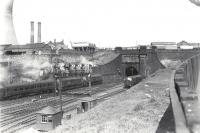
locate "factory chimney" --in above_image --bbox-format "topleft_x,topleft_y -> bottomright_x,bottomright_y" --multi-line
30,21 -> 34,44
0,0 -> 18,45
37,22 -> 41,43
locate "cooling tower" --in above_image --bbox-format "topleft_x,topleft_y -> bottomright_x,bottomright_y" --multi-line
189,0 -> 200,6
0,0 -> 18,45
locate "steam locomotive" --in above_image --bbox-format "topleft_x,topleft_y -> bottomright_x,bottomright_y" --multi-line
0,74 -> 103,100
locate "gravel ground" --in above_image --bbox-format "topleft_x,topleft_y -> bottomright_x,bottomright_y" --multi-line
52,69 -> 172,133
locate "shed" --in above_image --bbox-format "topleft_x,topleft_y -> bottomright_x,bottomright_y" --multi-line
35,106 -> 63,132
79,97 -> 98,113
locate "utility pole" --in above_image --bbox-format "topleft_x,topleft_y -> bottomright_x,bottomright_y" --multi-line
88,64 -> 92,96
53,59 -> 62,111
58,78 -> 62,111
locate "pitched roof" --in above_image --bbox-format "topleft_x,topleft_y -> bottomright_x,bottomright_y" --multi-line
36,106 -> 61,114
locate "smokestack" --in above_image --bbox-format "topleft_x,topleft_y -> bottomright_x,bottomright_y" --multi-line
30,21 -> 34,44
0,0 -> 18,45
37,22 -> 41,43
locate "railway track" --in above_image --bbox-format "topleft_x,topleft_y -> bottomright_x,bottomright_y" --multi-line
1,96 -> 70,114
0,82 -> 124,133
0,94 -> 55,108
0,96 -> 77,132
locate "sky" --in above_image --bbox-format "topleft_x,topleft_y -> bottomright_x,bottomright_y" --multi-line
12,0 -> 200,48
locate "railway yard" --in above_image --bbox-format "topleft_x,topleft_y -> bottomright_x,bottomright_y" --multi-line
0,81 -> 125,133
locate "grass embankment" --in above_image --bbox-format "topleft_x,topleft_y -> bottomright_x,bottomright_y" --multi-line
54,69 -> 172,133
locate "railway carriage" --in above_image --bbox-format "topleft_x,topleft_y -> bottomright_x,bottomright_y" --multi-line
0,74 -> 103,100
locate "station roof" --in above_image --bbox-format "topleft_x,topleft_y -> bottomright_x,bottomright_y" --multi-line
37,106 -> 61,115
71,42 -> 96,47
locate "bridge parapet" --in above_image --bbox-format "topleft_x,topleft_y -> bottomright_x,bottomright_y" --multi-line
170,54 -> 200,133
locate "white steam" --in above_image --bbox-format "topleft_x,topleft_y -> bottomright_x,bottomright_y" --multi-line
20,56 -> 51,81
0,65 -> 8,87
80,55 -> 95,66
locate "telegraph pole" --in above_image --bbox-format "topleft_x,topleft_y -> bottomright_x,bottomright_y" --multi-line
58,78 -> 62,111
88,64 -> 92,96
53,59 -> 62,111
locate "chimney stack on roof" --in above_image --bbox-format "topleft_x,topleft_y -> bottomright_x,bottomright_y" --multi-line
30,21 -> 34,44
37,22 -> 41,43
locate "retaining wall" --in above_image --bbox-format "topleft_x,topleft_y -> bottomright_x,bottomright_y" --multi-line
93,55 -> 122,83
157,49 -> 200,61
170,54 -> 200,133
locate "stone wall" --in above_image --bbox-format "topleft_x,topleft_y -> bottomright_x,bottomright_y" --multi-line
92,55 -> 122,83
157,49 -> 200,61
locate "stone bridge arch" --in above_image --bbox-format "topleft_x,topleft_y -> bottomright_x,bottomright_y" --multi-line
125,66 -> 138,76
121,62 -> 139,77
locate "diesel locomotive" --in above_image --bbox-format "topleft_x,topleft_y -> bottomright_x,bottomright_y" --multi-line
0,74 -> 103,100
124,75 -> 143,88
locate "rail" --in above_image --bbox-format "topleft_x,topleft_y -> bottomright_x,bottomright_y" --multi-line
170,54 -> 200,133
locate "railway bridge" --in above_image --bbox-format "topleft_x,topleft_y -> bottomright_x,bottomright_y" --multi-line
93,47 -> 200,83
116,47 -> 200,77
119,47 -> 164,77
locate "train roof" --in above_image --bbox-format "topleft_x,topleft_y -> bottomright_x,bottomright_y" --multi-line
1,75 -> 102,88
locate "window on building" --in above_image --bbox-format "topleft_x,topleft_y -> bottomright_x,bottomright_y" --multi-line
41,115 -> 48,123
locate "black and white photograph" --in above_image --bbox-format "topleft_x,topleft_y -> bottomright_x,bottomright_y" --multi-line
0,0 -> 200,132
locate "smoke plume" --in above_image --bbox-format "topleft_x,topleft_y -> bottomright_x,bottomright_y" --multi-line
80,55 -> 95,66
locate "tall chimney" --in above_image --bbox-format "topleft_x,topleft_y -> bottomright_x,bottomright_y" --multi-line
37,22 -> 41,43
30,21 -> 34,44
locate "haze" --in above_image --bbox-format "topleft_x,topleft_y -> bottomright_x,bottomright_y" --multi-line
13,0 -> 200,48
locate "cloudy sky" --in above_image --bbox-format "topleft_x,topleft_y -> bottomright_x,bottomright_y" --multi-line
13,0 -> 200,48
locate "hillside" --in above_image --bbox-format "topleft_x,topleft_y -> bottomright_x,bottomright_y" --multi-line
91,50 -> 119,65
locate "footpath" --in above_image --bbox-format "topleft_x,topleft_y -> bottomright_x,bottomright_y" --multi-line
53,69 -> 173,133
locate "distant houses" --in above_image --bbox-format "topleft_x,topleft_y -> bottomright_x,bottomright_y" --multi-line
71,42 -> 96,53
151,41 -> 200,50
0,40 -> 96,56
1,40 -> 200,56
